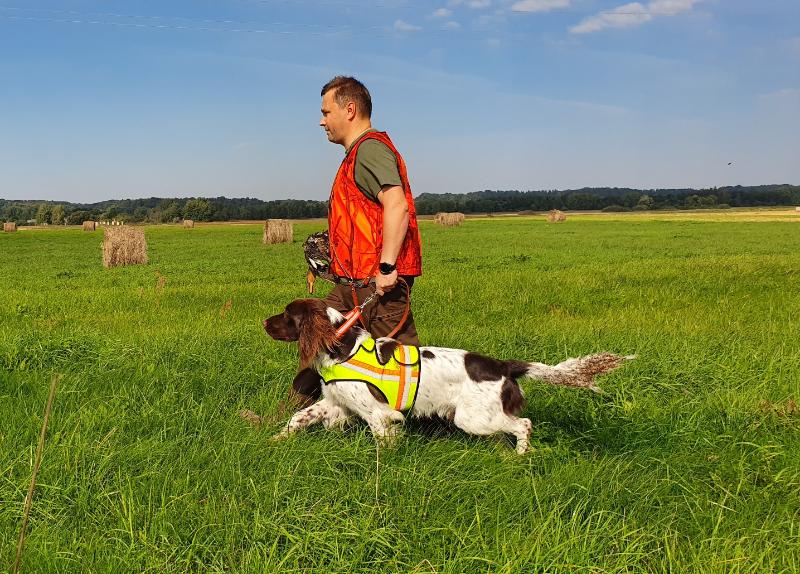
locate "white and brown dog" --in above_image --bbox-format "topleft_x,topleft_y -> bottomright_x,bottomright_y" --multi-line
263,298 -> 632,454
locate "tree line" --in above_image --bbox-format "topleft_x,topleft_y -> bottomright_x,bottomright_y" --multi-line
2,185 -> 798,225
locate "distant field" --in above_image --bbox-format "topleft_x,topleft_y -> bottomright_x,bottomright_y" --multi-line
1,212 -> 799,573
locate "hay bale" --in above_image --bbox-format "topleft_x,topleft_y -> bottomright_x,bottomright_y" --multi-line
547,209 -> 567,223
183,219 -> 195,229
3,222 -> 17,232
83,221 -> 96,231
263,219 -> 293,244
434,212 -> 465,227
102,226 -> 148,268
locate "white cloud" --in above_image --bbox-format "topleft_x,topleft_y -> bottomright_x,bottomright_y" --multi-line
648,0 -> 696,16
511,0 -> 570,13
570,0 -> 699,34
467,0 -> 492,8
443,20 -> 461,29
393,19 -> 421,32
432,8 -> 452,18
570,2 -> 650,34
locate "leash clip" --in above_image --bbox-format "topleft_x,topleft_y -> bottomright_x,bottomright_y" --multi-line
335,287 -> 378,339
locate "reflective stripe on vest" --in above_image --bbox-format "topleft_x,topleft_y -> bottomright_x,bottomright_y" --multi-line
318,337 -> 421,412
327,131 -> 422,280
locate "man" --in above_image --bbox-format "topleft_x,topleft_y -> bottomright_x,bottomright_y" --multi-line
289,76 -> 423,408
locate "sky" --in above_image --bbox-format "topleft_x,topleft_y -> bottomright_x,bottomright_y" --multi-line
1,0 -> 798,203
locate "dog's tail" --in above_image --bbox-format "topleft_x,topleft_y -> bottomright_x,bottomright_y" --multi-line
518,353 -> 635,393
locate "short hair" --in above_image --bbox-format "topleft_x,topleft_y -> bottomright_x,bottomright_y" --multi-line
321,76 -> 372,119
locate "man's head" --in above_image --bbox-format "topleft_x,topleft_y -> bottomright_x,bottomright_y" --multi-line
319,76 -> 372,147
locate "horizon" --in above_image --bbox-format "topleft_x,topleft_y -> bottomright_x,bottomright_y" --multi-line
3,182 -> 799,206
2,1 -> 798,203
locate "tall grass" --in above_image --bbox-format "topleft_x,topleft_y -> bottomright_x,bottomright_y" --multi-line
1,215 -> 798,573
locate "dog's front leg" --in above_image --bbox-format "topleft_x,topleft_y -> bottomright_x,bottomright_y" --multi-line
273,398 -> 337,440
365,409 -> 406,447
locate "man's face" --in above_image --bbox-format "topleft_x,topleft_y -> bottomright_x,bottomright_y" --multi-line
319,90 -> 349,145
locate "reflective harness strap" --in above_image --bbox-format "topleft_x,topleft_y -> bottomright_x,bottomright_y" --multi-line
319,338 -> 420,412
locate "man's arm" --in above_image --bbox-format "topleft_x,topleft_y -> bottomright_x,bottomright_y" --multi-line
374,185 -> 409,295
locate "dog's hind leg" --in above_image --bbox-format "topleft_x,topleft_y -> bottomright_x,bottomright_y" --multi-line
273,398 -> 339,440
451,384 -> 533,454
507,417 -> 532,454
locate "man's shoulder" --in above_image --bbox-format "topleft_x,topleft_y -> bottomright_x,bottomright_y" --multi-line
356,137 -> 394,157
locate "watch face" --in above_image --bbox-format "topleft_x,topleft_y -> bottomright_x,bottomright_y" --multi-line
379,262 -> 396,274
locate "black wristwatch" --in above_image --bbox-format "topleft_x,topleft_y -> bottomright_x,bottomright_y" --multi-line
379,262 -> 397,275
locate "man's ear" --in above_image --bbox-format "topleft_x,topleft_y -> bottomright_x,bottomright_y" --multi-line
345,100 -> 357,121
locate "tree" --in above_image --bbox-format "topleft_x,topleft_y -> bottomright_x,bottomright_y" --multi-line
66,210 -> 91,225
637,194 -> 654,210
160,201 -> 181,223
699,194 -> 717,207
183,198 -> 213,221
35,203 -> 52,225
684,195 -> 702,208
132,207 -> 149,222
100,205 -> 120,221
51,205 -> 65,225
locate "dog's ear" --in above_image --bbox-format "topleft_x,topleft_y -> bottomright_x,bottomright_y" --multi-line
286,299 -> 338,369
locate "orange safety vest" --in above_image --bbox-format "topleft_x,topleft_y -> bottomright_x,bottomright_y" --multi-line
328,131 -> 422,280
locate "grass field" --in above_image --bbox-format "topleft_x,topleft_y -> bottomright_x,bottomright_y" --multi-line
1,212 -> 799,573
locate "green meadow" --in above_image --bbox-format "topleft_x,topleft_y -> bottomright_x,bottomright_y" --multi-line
1,213 -> 799,573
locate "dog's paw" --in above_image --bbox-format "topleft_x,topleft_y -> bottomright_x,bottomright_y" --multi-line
271,430 -> 290,442
515,442 -> 532,455
375,424 -> 404,449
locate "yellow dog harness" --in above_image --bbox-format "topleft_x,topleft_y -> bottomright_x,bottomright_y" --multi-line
318,337 -> 421,412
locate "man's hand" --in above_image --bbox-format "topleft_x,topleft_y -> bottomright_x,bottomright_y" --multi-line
375,269 -> 398,296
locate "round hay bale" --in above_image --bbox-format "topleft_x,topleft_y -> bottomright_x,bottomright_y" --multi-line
183,219 -> 195,229
103,226 -> 148,268
434,212 -> 465,227
263,219 -> 293,244
83,221 -> 96,231
3,222 -> 17,232
547,209 -> 567,223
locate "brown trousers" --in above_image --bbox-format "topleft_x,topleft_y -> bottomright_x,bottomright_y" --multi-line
291,276 -> 419,405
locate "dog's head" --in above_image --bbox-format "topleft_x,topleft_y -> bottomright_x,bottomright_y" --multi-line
263,298 -> 339,369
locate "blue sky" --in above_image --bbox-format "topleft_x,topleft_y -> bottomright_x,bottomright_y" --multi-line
1,0 -> 798,203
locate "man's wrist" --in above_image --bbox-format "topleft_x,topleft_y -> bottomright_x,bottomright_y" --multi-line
379,261 -> 397,275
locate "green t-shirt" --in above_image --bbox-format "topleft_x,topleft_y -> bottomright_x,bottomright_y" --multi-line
345,129 -> 403,203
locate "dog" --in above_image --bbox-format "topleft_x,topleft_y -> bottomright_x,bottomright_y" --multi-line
263,298 -> 632,454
